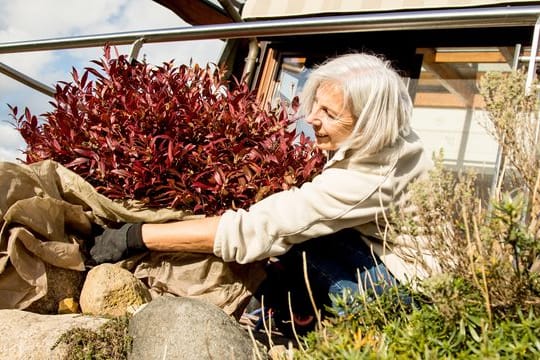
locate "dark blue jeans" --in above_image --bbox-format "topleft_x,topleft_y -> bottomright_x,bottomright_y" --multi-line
255,228 -> 397,320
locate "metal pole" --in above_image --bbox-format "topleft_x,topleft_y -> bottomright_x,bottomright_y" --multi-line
526,16 -> 540,92
0,62 -> 55,97
218,0 -> 260,86
0,6 -> 539,54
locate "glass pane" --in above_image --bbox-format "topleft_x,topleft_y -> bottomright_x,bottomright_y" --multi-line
411,47 -> 518,190
270,56 -> 314,137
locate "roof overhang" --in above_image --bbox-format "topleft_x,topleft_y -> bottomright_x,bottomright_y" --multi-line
153,0 -> 233,25
241,0 -> 540,20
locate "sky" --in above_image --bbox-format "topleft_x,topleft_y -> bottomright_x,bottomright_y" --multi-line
0,0 -> 224,163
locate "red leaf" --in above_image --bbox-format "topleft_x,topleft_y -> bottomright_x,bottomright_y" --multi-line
65,157 -> 90,167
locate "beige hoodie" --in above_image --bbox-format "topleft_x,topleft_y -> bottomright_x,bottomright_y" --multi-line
213,130 -> 434,283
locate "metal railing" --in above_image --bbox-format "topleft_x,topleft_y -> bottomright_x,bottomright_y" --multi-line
1,6 -> 540,53
1,5 -> 540,95
0,62 -> 55,96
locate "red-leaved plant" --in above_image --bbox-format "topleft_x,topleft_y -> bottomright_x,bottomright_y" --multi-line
12,46 -> 324,215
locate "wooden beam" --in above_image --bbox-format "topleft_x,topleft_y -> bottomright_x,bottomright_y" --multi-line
256,48 -> 279,107
421,71 -> 495,85
432,51 -> 506,63
417,78 -> 448,88
498,46 -> 516,65
417,48 -> 478,107
414,92 -> 485,108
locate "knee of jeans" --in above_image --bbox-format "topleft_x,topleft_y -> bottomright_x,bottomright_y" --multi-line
361,264 -> 397,287
329,279 -> 360,296
328,284 -> 359,316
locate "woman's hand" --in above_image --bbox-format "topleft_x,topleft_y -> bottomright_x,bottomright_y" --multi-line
89,223 -> 146,264
89,217 -> 219,264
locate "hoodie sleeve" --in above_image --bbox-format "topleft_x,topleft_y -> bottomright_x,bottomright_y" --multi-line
213,166 -> 394,263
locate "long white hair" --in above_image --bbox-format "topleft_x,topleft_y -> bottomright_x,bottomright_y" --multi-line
300,53 -> 412,157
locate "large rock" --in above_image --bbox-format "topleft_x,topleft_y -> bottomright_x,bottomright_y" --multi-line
80,263 -> 152,316
129,296 -> 268,360
0,309 -> 109,360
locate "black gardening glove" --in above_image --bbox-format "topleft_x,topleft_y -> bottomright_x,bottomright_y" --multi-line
89,223 -> 147,264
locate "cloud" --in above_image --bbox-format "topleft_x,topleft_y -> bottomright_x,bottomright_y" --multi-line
0,0 -> 224,163
0,0 -> 223,78
0,123 -> 24,163
0,1 -> 129,38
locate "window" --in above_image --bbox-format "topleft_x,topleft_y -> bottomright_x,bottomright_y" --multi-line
260,45 -> 529,191
412,47 -> 522,190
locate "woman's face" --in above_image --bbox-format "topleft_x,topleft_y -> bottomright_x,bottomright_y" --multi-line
306,82 -> 356,151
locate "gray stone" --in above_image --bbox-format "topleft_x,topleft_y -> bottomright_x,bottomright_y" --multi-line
80,263 -> 152,316
268,345 -> 291,360
129,296 -> 268,360
0,309 -> 109,360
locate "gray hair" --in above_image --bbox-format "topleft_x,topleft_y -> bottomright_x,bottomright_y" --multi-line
299,53 -> 412,156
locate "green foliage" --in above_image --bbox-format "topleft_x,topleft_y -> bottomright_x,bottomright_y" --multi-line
51,316 -> 132,360
492,193 -> 539,279
292,277 -> 540,359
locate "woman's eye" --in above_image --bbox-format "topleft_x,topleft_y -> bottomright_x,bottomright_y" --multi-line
324,109 -> 337,120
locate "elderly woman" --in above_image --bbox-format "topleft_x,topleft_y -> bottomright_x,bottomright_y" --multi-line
91,53 -> 433,332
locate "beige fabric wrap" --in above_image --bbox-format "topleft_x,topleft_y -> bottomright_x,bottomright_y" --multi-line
0,160 -> 264,317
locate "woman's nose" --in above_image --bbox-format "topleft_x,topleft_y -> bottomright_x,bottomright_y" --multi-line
306,107 -> 320,125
